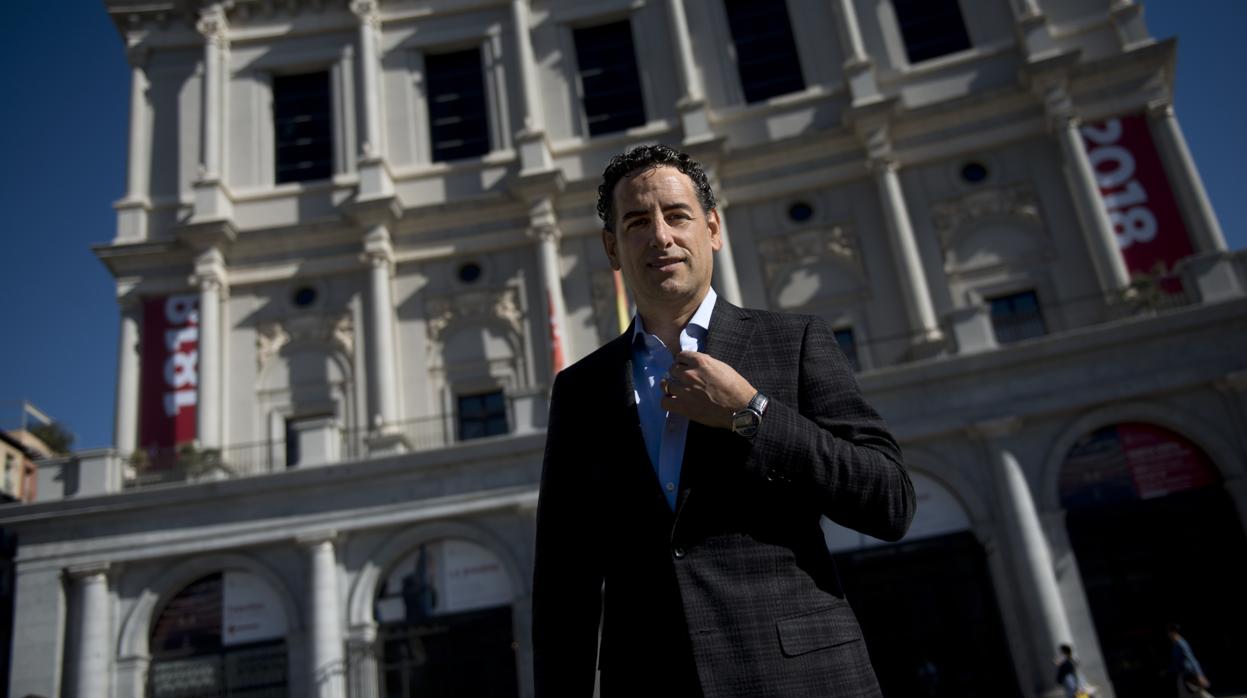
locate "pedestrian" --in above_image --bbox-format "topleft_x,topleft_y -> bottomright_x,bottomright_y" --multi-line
1169,623 -> 1212,697
1056,644 -> 1094,698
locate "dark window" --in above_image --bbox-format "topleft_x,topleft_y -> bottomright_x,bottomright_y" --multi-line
425,48 -> 491,162
723,0 -> 805,103
149,574 -> 289,698
787,201 -> 814,223
457,391 -> 508,441
834,327 -> 861,372
457,262 -> 483,284
292,286 -> 318,308
988,290 -> 1046,344
573,21 -> 646,136
273,72 -> 333,183
960,161 -> 988,184
892,0 -> 972,64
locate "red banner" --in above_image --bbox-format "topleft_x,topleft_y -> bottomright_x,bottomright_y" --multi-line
138,294 -> 199,456
1081,114 -> 1194,278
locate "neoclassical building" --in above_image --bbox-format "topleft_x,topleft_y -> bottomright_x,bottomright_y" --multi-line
5,0 -> 1247,696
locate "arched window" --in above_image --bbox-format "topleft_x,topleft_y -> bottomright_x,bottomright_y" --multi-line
374,539 -> 517,697
1061,423 -> 1247,696
148,572 -> 289,697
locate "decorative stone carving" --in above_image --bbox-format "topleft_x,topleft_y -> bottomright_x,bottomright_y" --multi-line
425,287 -> 525,343
255,312 -> 354,370
930,184 -> 1042,259
756,224 -> 861,287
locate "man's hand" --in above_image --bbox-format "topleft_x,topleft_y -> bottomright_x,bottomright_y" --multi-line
661,351 -> 756,429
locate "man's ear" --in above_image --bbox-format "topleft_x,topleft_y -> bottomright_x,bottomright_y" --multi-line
601,228 -> 621,270
707,208 -> 723,252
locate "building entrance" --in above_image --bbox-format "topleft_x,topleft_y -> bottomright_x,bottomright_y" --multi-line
1061,423 -> 1247,697
834,532 -> 1020,698
374,538 -> 519,698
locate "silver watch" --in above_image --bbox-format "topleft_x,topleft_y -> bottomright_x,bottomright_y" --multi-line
731,392 -> 769,439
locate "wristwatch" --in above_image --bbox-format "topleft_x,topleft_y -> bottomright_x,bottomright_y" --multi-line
731,392 -> 769,439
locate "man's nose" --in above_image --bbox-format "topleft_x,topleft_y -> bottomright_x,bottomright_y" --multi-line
648,216 -> 675,248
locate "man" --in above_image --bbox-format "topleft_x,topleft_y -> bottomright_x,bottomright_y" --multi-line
1168,624 -> 1211,697
532,144 -> 915,697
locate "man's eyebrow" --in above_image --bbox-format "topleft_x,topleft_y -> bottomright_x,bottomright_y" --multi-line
620,202 -> 695,222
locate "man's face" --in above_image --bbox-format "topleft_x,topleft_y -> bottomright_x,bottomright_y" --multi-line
602,165 -> 721,315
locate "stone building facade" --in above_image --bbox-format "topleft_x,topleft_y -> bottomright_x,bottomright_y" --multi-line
5,0 -> 1247,696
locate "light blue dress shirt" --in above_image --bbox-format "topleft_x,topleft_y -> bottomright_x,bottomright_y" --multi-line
631,288 -> 717,511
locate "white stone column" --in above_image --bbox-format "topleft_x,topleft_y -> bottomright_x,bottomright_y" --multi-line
976,418 -> 1073,695
114,295 -> 141,456
511,0 -> 554,173
870,157 -> 943,344
713,204 -> 744,307
347,623 -> 380,698
194,248 -> 227,450
196,5 -> 227,180
351,1 -> 384,160
117,40 -> 151,241
1039,81 -> 1132,292
68,563 -> 111,698
363,226 -> 401,429
1147,102 -> 1227,253
832,0 -> 881,104
124,50 -> 150,201
666,0 -> 702,102
529,198 -> 569,371
193,4 -> 233,221
302,534 -> 346,698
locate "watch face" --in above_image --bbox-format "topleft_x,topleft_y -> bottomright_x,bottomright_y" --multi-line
733,409 -> 760,437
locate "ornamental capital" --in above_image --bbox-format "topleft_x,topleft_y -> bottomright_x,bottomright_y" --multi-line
350,0 -> 381,28
196,3 -> 231,46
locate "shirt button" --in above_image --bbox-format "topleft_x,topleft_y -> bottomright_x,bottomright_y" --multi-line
666,482 -> 676,492
672,547 -> 686,560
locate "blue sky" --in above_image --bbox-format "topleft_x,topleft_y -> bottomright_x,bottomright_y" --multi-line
1,1 -> 1244,450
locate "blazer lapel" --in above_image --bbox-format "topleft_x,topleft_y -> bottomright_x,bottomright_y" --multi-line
675,299 -> 754,516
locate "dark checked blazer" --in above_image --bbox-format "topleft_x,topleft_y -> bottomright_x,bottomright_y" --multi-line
532,298 -> 916,697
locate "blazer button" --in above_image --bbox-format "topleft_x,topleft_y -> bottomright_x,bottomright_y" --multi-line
672,546 -> 686,560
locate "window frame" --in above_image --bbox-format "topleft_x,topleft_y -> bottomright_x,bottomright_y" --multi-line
889,0 -> 973,66
567,15 -> 649,139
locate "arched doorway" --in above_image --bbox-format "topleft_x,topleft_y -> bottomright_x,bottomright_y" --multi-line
824,472 -> 1019,697
374,538 -> 518,697
1061,422 -> 1247,697
148,571 -> 290,697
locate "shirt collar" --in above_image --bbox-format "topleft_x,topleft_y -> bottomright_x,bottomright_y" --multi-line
631,287 -> 718,349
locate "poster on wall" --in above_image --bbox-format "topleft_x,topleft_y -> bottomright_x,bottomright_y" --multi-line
374,539 -> 513,625
1059,422 -> 1220,510
1080,114 -> 1195,286
138,294 -> 199,467
222,571 -> 289,646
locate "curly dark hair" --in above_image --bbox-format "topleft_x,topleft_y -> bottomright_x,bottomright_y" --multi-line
596,144 -> 716,232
